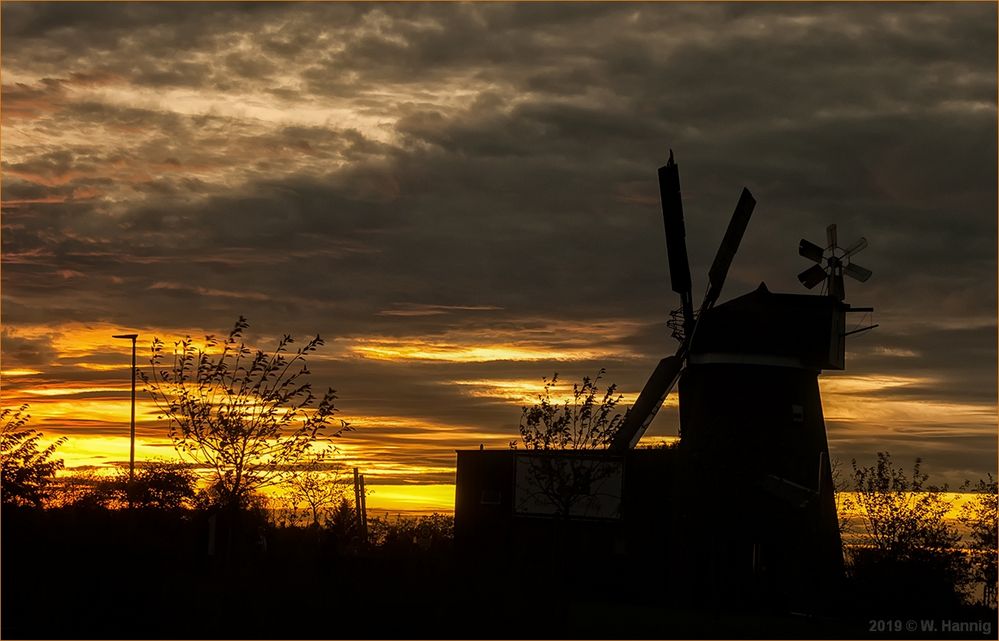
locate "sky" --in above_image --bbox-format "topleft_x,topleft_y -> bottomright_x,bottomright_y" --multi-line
1,2 -> 996,511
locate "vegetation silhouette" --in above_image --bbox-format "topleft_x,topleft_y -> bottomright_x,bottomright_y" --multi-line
512,370 -> 625,519
143,316 -> 352,514
52,461 -> 198,510
0,404 -> 65,508
3,441 -> 997,639
959,474 -> 998,607
843,452 -> 993,615
516,369 -> 626,450
283,449 -> 351,529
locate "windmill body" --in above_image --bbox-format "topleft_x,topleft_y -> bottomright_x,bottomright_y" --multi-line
672,285 -> 849,601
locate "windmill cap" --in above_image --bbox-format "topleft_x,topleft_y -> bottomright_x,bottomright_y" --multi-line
690,285 -> 847,371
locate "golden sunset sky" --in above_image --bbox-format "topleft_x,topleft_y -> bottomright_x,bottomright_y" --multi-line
2,3 -> 995,512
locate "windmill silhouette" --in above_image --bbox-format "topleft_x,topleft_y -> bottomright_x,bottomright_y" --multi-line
605,150 -> 875,602
454,150 -> 876,609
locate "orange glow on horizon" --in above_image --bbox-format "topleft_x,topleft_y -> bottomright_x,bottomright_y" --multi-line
10,397 -> 161,427
350,339 -> 627,363
18,384 -> 131,397
2,368 -> 43,377
3,322 -> 243,364
820,375 -> 995,429
340,319 -> 647,364
55,435 -> 172,470
451,377 -> 661,408
837,491 -> 976,535
363,484 -> 455,515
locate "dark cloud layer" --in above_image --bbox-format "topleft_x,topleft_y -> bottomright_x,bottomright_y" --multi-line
2,2 -> 995,485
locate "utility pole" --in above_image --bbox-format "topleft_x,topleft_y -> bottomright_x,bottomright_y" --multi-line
353,467 -> 362,531
112,334 -> 138,486
353,467 -> 369,545
359,473 -> 368,544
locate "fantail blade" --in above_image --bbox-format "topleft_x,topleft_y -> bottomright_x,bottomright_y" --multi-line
798,239 -> 824,263
842,237 -> 868,259
844,262 -> 872,282
798,264 -> 827,289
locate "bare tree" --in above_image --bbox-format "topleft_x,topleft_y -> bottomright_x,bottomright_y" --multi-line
143,317 -> 350,513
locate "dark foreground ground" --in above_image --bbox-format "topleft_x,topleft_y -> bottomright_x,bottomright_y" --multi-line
3,508 -> 995,639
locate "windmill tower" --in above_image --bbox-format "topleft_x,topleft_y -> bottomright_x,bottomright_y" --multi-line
608,151 -> 875,605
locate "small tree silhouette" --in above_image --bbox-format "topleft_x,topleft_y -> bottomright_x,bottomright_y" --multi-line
48,462 -> 198,510
851,453 -> 961,557
102,462 -> 199,510
285,449 -> 351,528
124,462 -> 198,509
514,370 -> 625,519
958,474 -> 998,608
849,451 -> 970,612
143,317 -> 351,514
1,405 -> 66,508
518,369 -> 625,450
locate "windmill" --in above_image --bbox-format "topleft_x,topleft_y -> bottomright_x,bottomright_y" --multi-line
606,150 -> 876,600
453,150 -> 875,607
797,225 -> 872,301
608,151 -> 756,451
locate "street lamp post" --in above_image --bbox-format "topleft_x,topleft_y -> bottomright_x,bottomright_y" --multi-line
112,333 -> 138,484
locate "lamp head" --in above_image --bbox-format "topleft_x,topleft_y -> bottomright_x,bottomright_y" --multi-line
112,334 -> 139,340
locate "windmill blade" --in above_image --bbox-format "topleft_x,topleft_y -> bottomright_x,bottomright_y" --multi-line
842,237 -> 868,259
826,223 -> 838,250
703,187 -> 756,309
608,355 -> 684,452
798,239 -> 824,263
844,262 -> 872,282
658,150 -> 695,330
798,264 -> 827,289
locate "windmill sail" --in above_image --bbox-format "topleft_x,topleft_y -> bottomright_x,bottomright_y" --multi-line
611,170 -> 755,451
609,355 -> 684,451
658,150 -> 695,334
703,188 -> 756,310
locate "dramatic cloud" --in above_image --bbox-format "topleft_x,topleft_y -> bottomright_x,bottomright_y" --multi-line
2,2 -> 995,499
